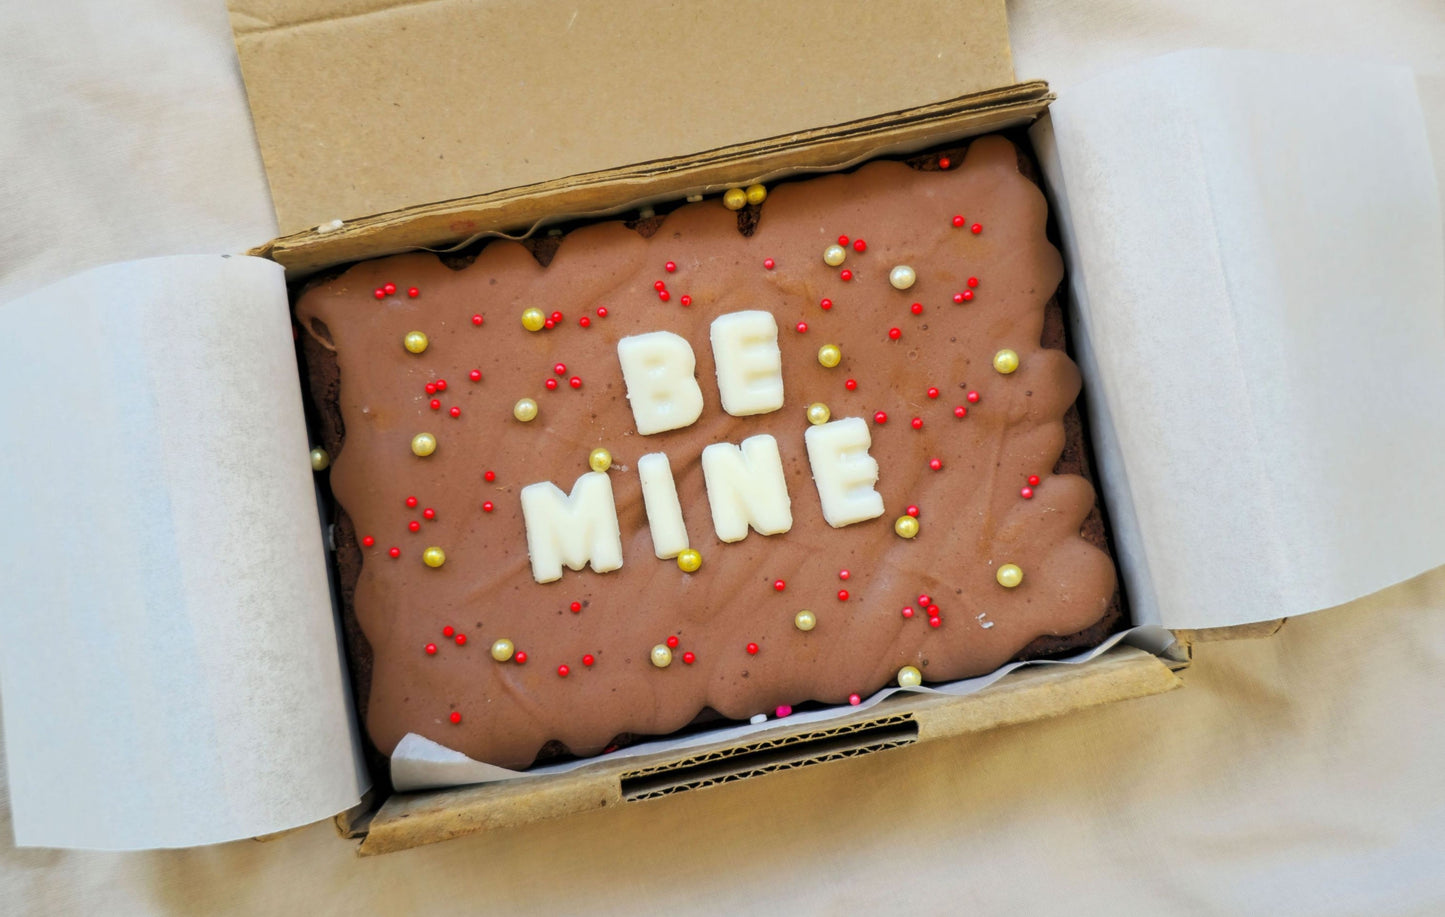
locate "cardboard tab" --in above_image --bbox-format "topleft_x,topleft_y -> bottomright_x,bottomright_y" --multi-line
229,0 -> 1015,235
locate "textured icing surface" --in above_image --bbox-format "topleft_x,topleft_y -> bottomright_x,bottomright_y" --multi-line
296,136 -> 1117,769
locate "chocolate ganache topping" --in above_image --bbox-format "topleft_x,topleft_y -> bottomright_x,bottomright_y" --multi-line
296,136 -> 1118,769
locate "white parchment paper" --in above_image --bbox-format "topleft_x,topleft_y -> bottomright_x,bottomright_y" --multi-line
0,255 -> 367,849
1032,50 -> 1445,630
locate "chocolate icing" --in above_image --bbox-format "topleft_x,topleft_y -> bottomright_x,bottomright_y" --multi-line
297,136 -> 1118,769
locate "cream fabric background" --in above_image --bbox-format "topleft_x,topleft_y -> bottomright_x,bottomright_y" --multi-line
3,1 -> 1443,913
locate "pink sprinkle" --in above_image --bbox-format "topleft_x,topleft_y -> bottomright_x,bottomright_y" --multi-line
775,705 -> 792,718
848,694 -> 861,706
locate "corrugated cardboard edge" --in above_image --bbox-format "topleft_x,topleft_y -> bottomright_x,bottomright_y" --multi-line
356,644 -> 1180,856
251,81 -> 1053,278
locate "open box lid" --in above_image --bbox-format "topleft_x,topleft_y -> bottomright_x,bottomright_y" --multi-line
228,0 -> 1020,246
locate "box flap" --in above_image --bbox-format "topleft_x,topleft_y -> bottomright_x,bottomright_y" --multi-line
229,0 -> 1016,235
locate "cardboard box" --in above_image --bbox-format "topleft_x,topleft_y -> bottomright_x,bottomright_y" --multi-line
226,0 -> 1270,855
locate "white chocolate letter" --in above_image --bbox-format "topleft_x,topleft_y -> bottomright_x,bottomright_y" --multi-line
617,331 -> 705,435
700,434 -> 792,542
520,472 -> 624,583
709,311 -> 784,416
638,453 -> 689,558
805,417 -> 885,527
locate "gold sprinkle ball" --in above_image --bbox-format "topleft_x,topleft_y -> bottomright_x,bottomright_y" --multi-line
897,665 -> 923,688
817,343 -> 842,368
403,331 -> 429,354
823,244 -> 848,267
794,609 -> 817,632
521,308 -> 547,332
422,546 -> 446,568
996,563 -> 1024,588
745,183 -> 768,205
650,644 -> 674,668
411,432 -> 437,457
894,515 -> 920,539
993,349 -> 1020,374
722,188 -> 749,211
588,447 -> 613,472
888,265 -> 917,290
806,402 -> 831,426
677,549 -> 702,573
490,638 -> 515,662
309,447 -> 331,471
513,398 -> 539,422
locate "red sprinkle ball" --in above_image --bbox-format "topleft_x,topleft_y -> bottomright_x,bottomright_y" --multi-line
430,399 -> 441,410
820,298 -> 833,311
666,635 -> 679,649
442,626 -> 455,638
961,290 -> 974,302
409,518 -> 423,530
425,643 -> 437,655
796,322 -> 808,334
952,215 -> 965,228
405,496 -> 419,508
383,283 -> 396,295
469,369 -> 482,382
680,295 -> 693,307
665,261 -> 677,273
967,391 -> 981,403
911,417 -> 923,430
449,406 -> 461,418
425,383 -> 437,395
888,327 -> 901,340
554,363 -> 567,375
927,604 -> 940,616
837,235 -> 849,246
839,569 -> 850,580
845,379 -> 858,391
484,470 -> 496,482
746,642 -> 759,655
373,289 -> 385,300
557,665 -> 570,678
659,290 -> 670,302
454,633 -> 467,646
569,376 -> 582,389
544,319 -> 555,329
596,306 -> 609,318
927,387 -> 940,399
929,458 -> 943,471
362,535 -> 375,547
482,501 -> 494,513
968,276 -> 979,288
470,313 -> 482,325
422,508 -> 435,520
837,589 -> 850,602
682,651 -> 696,665
1028,475 -> 1041,486
919,594 -> 932,606
955,405 -> 968,418
953,293 -> 965,304
583,654 -> 595,666
849,693 -> 862,705
902,607 -> 915,618
911,302 -> 923,315
840,269 -> 854,282
873,411 -> 887,424
449,711 -> 462,724
939,156 -> 952,169
389,547 -> 401,558
929,617 -> 942,628
515,651 -> 527,664
763,258 -> 775,270
906,505 -> 920,517
570,601 -> 582,613
436,380 -> 447,392
971,223 -> 983,234
654,280 -> 666,291
1021,487 -> 1034,499
545,378 -> 558,390
549,312 -> 562,324
579,316 -> 591,328
409,287 -> 420,298
853,239 -> 867,252
773,579 -> 786,592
